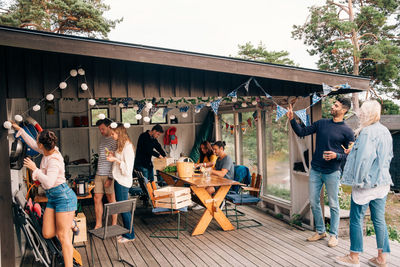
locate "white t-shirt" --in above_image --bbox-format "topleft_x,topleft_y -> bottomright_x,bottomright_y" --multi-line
352,184 -> 390,205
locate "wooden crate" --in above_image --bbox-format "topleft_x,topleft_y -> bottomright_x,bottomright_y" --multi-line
154,187 -> 192,209
70,212 -> 87,243
153,157 -> 175,171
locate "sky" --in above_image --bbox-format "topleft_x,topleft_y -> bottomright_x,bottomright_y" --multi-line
103,0 -> 326,69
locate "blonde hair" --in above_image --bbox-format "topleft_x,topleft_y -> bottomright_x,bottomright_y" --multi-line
355,100 -> 381,136
112,124 -> 133,153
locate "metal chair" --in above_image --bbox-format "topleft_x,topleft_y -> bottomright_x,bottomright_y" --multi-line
225,173 -> 263,229
88,198 -> 137,266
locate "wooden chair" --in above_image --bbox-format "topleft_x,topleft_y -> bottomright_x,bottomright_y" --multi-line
135,170 -> 188,239
88,199 -> 137,267
225,173 -> 263,229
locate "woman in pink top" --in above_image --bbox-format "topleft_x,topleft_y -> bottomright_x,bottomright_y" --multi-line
12,122 -> 77,267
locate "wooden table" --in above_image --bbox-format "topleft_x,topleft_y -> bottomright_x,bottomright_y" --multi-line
159,171 -> 241,236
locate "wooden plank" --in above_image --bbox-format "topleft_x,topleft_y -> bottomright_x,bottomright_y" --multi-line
25,51 -> 43,98
204,71 -> 218,97
42,52 -> 61,98
0,47 -> 7,96
218,72 -> 232,96
110,60 -> 127,98
127,61 -> 144,99
143,64 -> 160,98
0,83 -> 15,266
93,59 -> 111,98
77,56 -> 93,98
174,68 -> 190,97
159,66 -> 175,97
190,69 -> 204,97
59,53 -> 78,98
6,47 -> 25,98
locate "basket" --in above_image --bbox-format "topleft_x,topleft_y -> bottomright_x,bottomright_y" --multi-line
176,158 -> 194,178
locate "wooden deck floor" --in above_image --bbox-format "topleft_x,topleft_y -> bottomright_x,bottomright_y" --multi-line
22,202 -> 400,267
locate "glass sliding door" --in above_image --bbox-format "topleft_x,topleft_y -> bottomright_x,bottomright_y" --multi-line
239,112 -> 258,174
220,113 -> 235,162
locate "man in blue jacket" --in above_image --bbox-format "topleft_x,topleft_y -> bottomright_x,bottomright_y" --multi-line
287,97 -> 354,247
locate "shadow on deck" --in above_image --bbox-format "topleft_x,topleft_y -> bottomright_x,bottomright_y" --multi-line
21,202 -> 400,267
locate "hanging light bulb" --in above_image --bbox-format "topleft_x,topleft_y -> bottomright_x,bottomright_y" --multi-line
145,102 -> 153,109
241,102 -> 248,108
14,115 -> 23,122
144,107 -> 150,113
3,121 -> 12,129
78,68 -> 85,75
143,116 -> 150,122
232,97 -> 238,103
135,114 -> 142,120
46,94 -> 54,101
182,112 -> 188,118
170,115 -> 176,120
88,99 -> 96,106
70,69 -> 78,77
59,82 -> 67,89
81,83 -> 88,91
124,123 -> 131,129
98,113 -> 106,120
252,100 -> 258,106
33,105 -> 41,111
110,122 -> 118,129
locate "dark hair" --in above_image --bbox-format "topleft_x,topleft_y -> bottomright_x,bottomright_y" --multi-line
152,124 -> 164,133
199,141 -> 214,163
337,97 -> 352,112
38,130 -> 58,150
96,118 -> 112,127
213,141 -> 226,149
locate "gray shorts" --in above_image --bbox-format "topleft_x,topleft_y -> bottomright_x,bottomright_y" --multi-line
94,175 -> 114,195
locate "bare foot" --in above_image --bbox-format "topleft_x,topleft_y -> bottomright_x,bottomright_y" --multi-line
94,225 -> 102,230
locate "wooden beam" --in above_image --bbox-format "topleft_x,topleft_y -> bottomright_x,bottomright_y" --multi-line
0,28 -> 370,90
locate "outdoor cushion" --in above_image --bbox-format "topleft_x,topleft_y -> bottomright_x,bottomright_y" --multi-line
152,207 -> 188,213
226,194 -> 260,204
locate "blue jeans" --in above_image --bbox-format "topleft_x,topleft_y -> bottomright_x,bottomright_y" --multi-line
114,181 -> 135,239
350,196 -> 390,253
136,166 -> 154,182
309,168 -> 340,237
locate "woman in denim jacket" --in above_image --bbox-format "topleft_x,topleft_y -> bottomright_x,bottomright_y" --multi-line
336,100 -> 393,267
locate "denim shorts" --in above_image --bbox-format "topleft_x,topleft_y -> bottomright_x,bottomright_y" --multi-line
45,183 -> 77,212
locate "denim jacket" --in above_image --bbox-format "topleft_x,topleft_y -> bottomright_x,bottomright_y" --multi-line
341,122 -> 393,188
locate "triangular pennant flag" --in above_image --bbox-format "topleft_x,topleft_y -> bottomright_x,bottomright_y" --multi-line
295,109 -> 309,126
275,105 -> 288,121
195,103 -> 205,113
335,82 -> 351,90
311,92 -> 322,106
227,90 -> 237,98
244,78 -> 252,92
253,78 -> 272,99
162,107 -> 173,118
322,83 -> 332,95
179,106 -> 189,113
149,107 -> 158,118
137,102 -> 145,113
211,99 -> 222,115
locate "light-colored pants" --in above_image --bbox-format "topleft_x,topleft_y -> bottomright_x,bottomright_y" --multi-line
309,168 -> 340,237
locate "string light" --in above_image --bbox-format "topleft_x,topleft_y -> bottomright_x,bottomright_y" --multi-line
110,122 -> 118,129
59,82 -> 67,89
33,105 -> 41,111
46,94 -> 54,101
78,68 -> 85,75
143,116 -> 150,122
135,114 -> 142,120
81,83 -> 88,91
98,113 -> 106,120
70,69 -> 78,77
170,115 -> 176,120
14,115 -> 23,122
182,112 -> 188,118
124,123 -> 131,129
88,99 -> 96,106
3,121 -> 12,129
145,102 -> 153,109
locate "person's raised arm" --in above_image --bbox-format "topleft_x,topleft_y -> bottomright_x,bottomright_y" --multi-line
12,122 -> 42,153
153,139 -> 166,158
287,104 -> 317,137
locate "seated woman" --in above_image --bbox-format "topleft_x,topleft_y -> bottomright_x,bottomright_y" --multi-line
195,141 -> 217,169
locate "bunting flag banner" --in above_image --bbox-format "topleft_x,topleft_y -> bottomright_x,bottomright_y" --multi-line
295,109 -> 309,126
252,110 -> 258,121
149,107 -> 158,118
179,106 -> 189,113
225,123 -> 229,131
335,82 -> 350,89
322,83 -> 332,95
311,92 -> 322,106
137,102 -> 145,114
244,78 -> 252,92
247,118 -> 252,127
275,105 -> 288,121
195,103 -> 205,113
211,99 -> 222,115
227,90 -> 237,98
162,107 -> 173,118
253,79 -> 272,99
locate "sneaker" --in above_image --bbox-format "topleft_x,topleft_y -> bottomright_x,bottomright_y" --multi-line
335,255 -> 360,267
307,232 -> 327,242
368,257 -> 387,267
118,237 -> 135,243
328,235 -> 338,247
192,204 -> 204,210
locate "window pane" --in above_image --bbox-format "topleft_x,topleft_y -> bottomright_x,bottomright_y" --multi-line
240,112 -> 258,174
91,108 -> 109,126
264,110 -> 291,201
150,108 -> 167,124
220,114 -> 235,162
121,108 -> 138,124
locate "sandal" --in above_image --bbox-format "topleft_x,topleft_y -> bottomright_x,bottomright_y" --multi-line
72,219 -> 80,236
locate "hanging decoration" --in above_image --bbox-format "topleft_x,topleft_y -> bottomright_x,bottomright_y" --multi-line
149,107 -> 158,118
294,109 -> 310,126
276,105 -> 288,121
211,99 -> 222,115
311,92 -> 322,106
247,118 -> 252,127
195,104 -> 205,113
322,83 -> 333,95
162,107 -> 173,118
230,125 -> 234,135
137,102 -> 145,114
252,111 -> 258,122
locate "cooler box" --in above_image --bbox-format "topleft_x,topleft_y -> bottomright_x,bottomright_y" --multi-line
154,187 -> 191,209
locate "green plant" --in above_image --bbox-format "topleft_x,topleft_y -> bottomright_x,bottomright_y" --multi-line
275,213 -> 284,220
267,185 -> 290,201
366,220 -> 400,243
290,214 -> 302,227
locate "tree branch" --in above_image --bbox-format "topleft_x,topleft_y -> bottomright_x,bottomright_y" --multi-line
328,1 -> 349,14
358,33 -> 378,41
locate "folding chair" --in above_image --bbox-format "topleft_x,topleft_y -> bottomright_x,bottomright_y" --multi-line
135,170 -> 188,239
225,173 -> 263,229
88,198 -> 137,267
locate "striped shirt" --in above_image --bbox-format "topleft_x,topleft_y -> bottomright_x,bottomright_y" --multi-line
97,136 -> 117,177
